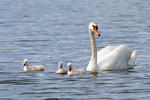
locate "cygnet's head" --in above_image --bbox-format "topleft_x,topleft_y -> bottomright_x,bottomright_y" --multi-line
58,61 -> 63,68
88,22 -> 100,37
67,62 -> 72,71
23,59 -> 28,66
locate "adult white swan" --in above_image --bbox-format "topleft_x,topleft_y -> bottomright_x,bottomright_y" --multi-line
86,22 -> 136,72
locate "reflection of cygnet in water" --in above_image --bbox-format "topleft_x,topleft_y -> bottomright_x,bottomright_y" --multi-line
23,59 -> 44,72
67,63 -> 86,75
56,61 -> 67,74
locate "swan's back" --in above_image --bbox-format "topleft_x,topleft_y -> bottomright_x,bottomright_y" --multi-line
98,46 -> 117,60
56,69 -> 67,74
30,65 -> 44,71
97,45 -> 133,71
25,65 -> 44,72
68,69 -> 85,75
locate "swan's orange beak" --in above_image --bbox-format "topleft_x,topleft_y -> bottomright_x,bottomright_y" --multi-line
94,28 -> 100,37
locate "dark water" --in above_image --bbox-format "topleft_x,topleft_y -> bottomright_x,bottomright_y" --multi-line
0,0 -> 150,100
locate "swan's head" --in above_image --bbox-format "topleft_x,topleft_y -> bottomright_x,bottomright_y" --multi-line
89,22 -> 100,36
67,62 -> 72,71
58,61 -> 63,68
23,59 -> 28,66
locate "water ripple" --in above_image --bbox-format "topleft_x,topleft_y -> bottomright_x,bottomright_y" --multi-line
0,0 -> 150,100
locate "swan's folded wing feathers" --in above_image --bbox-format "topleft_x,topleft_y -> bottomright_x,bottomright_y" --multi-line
97,46 -> 117,59
128,50 -> 136,67
97,45 -> 132,70
30,65 -> 44,71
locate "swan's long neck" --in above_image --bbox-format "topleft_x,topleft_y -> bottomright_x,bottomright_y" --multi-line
86,30 -> 97,72
90,30 -> 97,61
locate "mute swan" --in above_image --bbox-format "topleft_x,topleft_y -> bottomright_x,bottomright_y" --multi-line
67,63 -> 86,75
86,22 -> 136,72
56,61 -> 67,74
23,59 -> 44,72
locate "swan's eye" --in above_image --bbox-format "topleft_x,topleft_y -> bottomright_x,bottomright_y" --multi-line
92,25 -> 98,30
60,65 -> 62,68
24,63 -> 28,66
95,26 -> 98,30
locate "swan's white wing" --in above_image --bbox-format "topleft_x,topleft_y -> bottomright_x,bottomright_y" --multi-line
97,45 -> 117,61
97,45 -> 132,71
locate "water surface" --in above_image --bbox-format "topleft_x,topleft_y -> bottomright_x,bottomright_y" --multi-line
0,0 -> 150,100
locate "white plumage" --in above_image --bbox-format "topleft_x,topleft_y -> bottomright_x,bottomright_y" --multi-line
86,22 -> 136,72
97,45 -> 136,71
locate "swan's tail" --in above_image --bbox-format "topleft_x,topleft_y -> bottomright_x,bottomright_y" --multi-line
128,50 -> 136,67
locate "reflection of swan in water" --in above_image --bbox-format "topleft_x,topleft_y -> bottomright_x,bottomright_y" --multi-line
56,61 -> 67,74
86,22 -> 136,72
67,63 -> 86,75
23,59 -> 44,72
